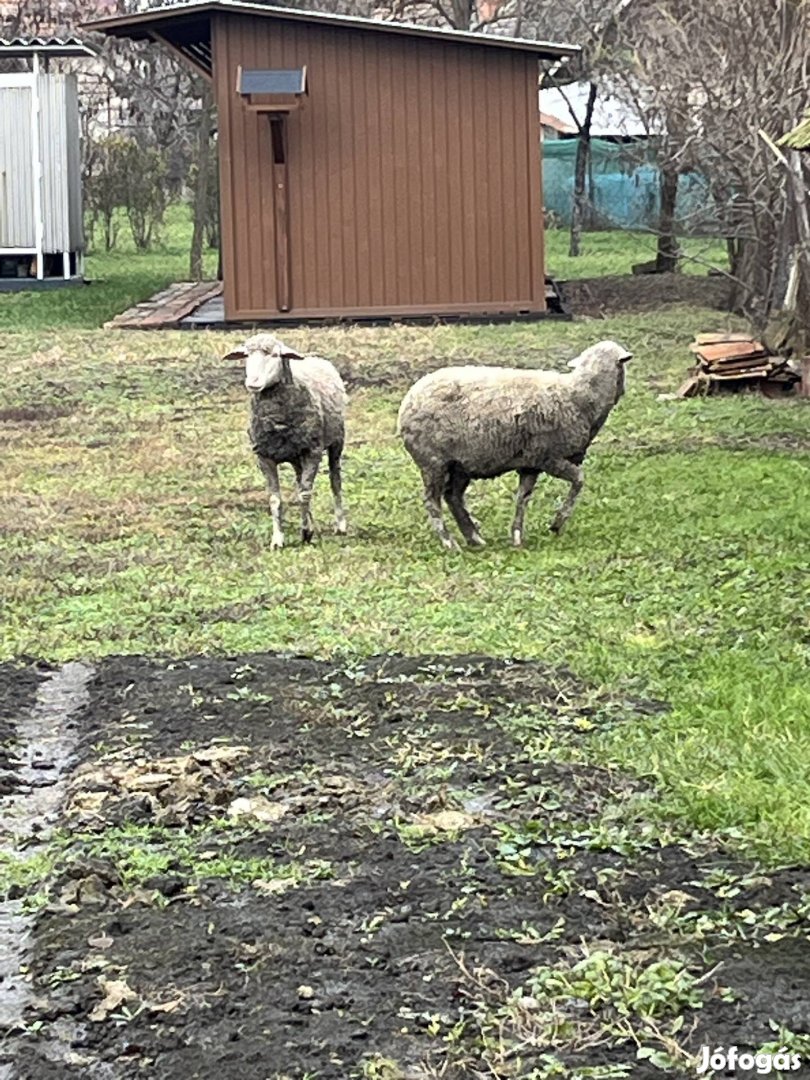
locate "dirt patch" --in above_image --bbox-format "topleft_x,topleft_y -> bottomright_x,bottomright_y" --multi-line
620,432 -> 810,455
0,661 -> 51,795
339,358 -> 435,393
0,406 -> 75,424
2,654 -> 809,1079
562,274 -> 733,318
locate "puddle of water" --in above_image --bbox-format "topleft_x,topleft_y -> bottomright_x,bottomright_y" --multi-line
0,661 -> 93,1075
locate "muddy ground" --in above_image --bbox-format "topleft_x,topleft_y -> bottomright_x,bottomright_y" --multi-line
0,662 -> 50,796
1,654 -> 809,1079
560,274 -> 732,320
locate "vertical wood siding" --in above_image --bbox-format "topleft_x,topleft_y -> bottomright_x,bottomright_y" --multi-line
214,13 -> 545,319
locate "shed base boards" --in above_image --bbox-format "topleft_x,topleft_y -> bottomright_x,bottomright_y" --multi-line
0,276 -> 85,291
106,279 -> 569,330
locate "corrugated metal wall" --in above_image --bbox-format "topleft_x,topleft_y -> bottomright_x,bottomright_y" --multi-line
40,75 -> 71,252
0,73 -> 84,254
214,14 -> 545,320
0,86 -> 34,248
63,76 -> 84,251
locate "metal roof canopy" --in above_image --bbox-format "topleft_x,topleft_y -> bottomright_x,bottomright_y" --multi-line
83,0 -> 579,80
0,37 -> 96,59
238,68 -> 307,96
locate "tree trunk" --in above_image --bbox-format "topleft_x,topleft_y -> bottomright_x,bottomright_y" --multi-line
189,84 -> 213,281
449,0 -> 475,29
656,163 -> 680,272
787,152 -> 810,334
569,81 -> 597,258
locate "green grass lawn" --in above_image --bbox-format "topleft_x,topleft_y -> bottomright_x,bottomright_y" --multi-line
1,285 -> 808,865
0,204 -> 218,333
0,207 -> 727,332
544,227 -> 729,280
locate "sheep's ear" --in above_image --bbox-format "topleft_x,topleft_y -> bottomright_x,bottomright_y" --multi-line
274,344 -> 304,360
619,352 -> 632,364
223,348 -> 248,361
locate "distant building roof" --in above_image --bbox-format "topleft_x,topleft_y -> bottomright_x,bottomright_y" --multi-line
541,83 -> 649,138
0,36 -> 95,58
84,0 -> 580,73
540,110 -> 576,134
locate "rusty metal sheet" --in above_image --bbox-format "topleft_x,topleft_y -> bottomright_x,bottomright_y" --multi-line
693,331 -> 758,345
694,341 -> 768,363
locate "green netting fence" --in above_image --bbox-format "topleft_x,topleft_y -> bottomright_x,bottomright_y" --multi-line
542,138 -> 723,234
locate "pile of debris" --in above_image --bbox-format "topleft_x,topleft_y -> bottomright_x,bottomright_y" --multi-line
677,333 -> 804,397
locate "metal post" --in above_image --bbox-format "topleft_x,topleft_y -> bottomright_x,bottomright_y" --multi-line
31,52 -> 44,280
62,251 -> 70,279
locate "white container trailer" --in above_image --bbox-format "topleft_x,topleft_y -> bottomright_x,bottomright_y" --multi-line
0,38 -> 93,286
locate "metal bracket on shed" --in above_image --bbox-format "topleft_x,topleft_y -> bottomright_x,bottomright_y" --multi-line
234,66 -> 307,313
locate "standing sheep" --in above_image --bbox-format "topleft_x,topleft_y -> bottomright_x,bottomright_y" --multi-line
397,340 -> 632,551
223,333 -> 348,549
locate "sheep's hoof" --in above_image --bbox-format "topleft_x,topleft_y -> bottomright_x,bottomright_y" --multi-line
549,519 -> 565,535
334,519 -> 348,535
441,537 -> 460,552
301,528 -> 314,544
468,533 -> 486,548
512,530 -> 523,547
270,534 -> 285,550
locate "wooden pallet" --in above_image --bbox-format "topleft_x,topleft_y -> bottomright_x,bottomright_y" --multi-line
105,281 -> 224,330
678,331 -> 801,396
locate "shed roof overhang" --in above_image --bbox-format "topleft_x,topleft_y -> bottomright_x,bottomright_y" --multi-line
0,36 -> 96,59
83,0 -> 579,80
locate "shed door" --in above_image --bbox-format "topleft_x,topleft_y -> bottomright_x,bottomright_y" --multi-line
0,87 -> 35,249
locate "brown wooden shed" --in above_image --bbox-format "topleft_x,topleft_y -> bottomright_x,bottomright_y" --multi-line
87,1 -> 578,323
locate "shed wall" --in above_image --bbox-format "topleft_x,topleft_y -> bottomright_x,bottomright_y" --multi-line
63,76 -> 85,251
213,13 -> 545,319
0,73 -> 84,254
0,86 -> 35,248
41,75 -> 71,251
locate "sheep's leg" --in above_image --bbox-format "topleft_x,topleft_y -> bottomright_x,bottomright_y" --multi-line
328,442 -> 347,535
444,467 -> 485,548
420,467 -> 459,552
510,469 -> 539,547
544,458 -> 584,534
295,453 -> 321,543
257,456 -> 284,550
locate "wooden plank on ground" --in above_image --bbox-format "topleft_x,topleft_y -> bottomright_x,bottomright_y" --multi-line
693,331 -> 757,345
676,375 -> 702,397
105,282 -> 223,329
702,358 -> 776,374
708,366 -> 772,381
694,341 -> 768,362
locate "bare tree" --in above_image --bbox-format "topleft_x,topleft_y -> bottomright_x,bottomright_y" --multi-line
189,80 -> 214,280
3,0 -> 214,255
517,0 -> 636,256
612,0 -> 810,326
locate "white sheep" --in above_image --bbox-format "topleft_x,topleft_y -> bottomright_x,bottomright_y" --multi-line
396,340 -> 632,551
223,333 -> 347,549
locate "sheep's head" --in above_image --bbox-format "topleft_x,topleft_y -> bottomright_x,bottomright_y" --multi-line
223,334 -> 303,393
567,340 -> 632,372
567,340 -> 632,401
